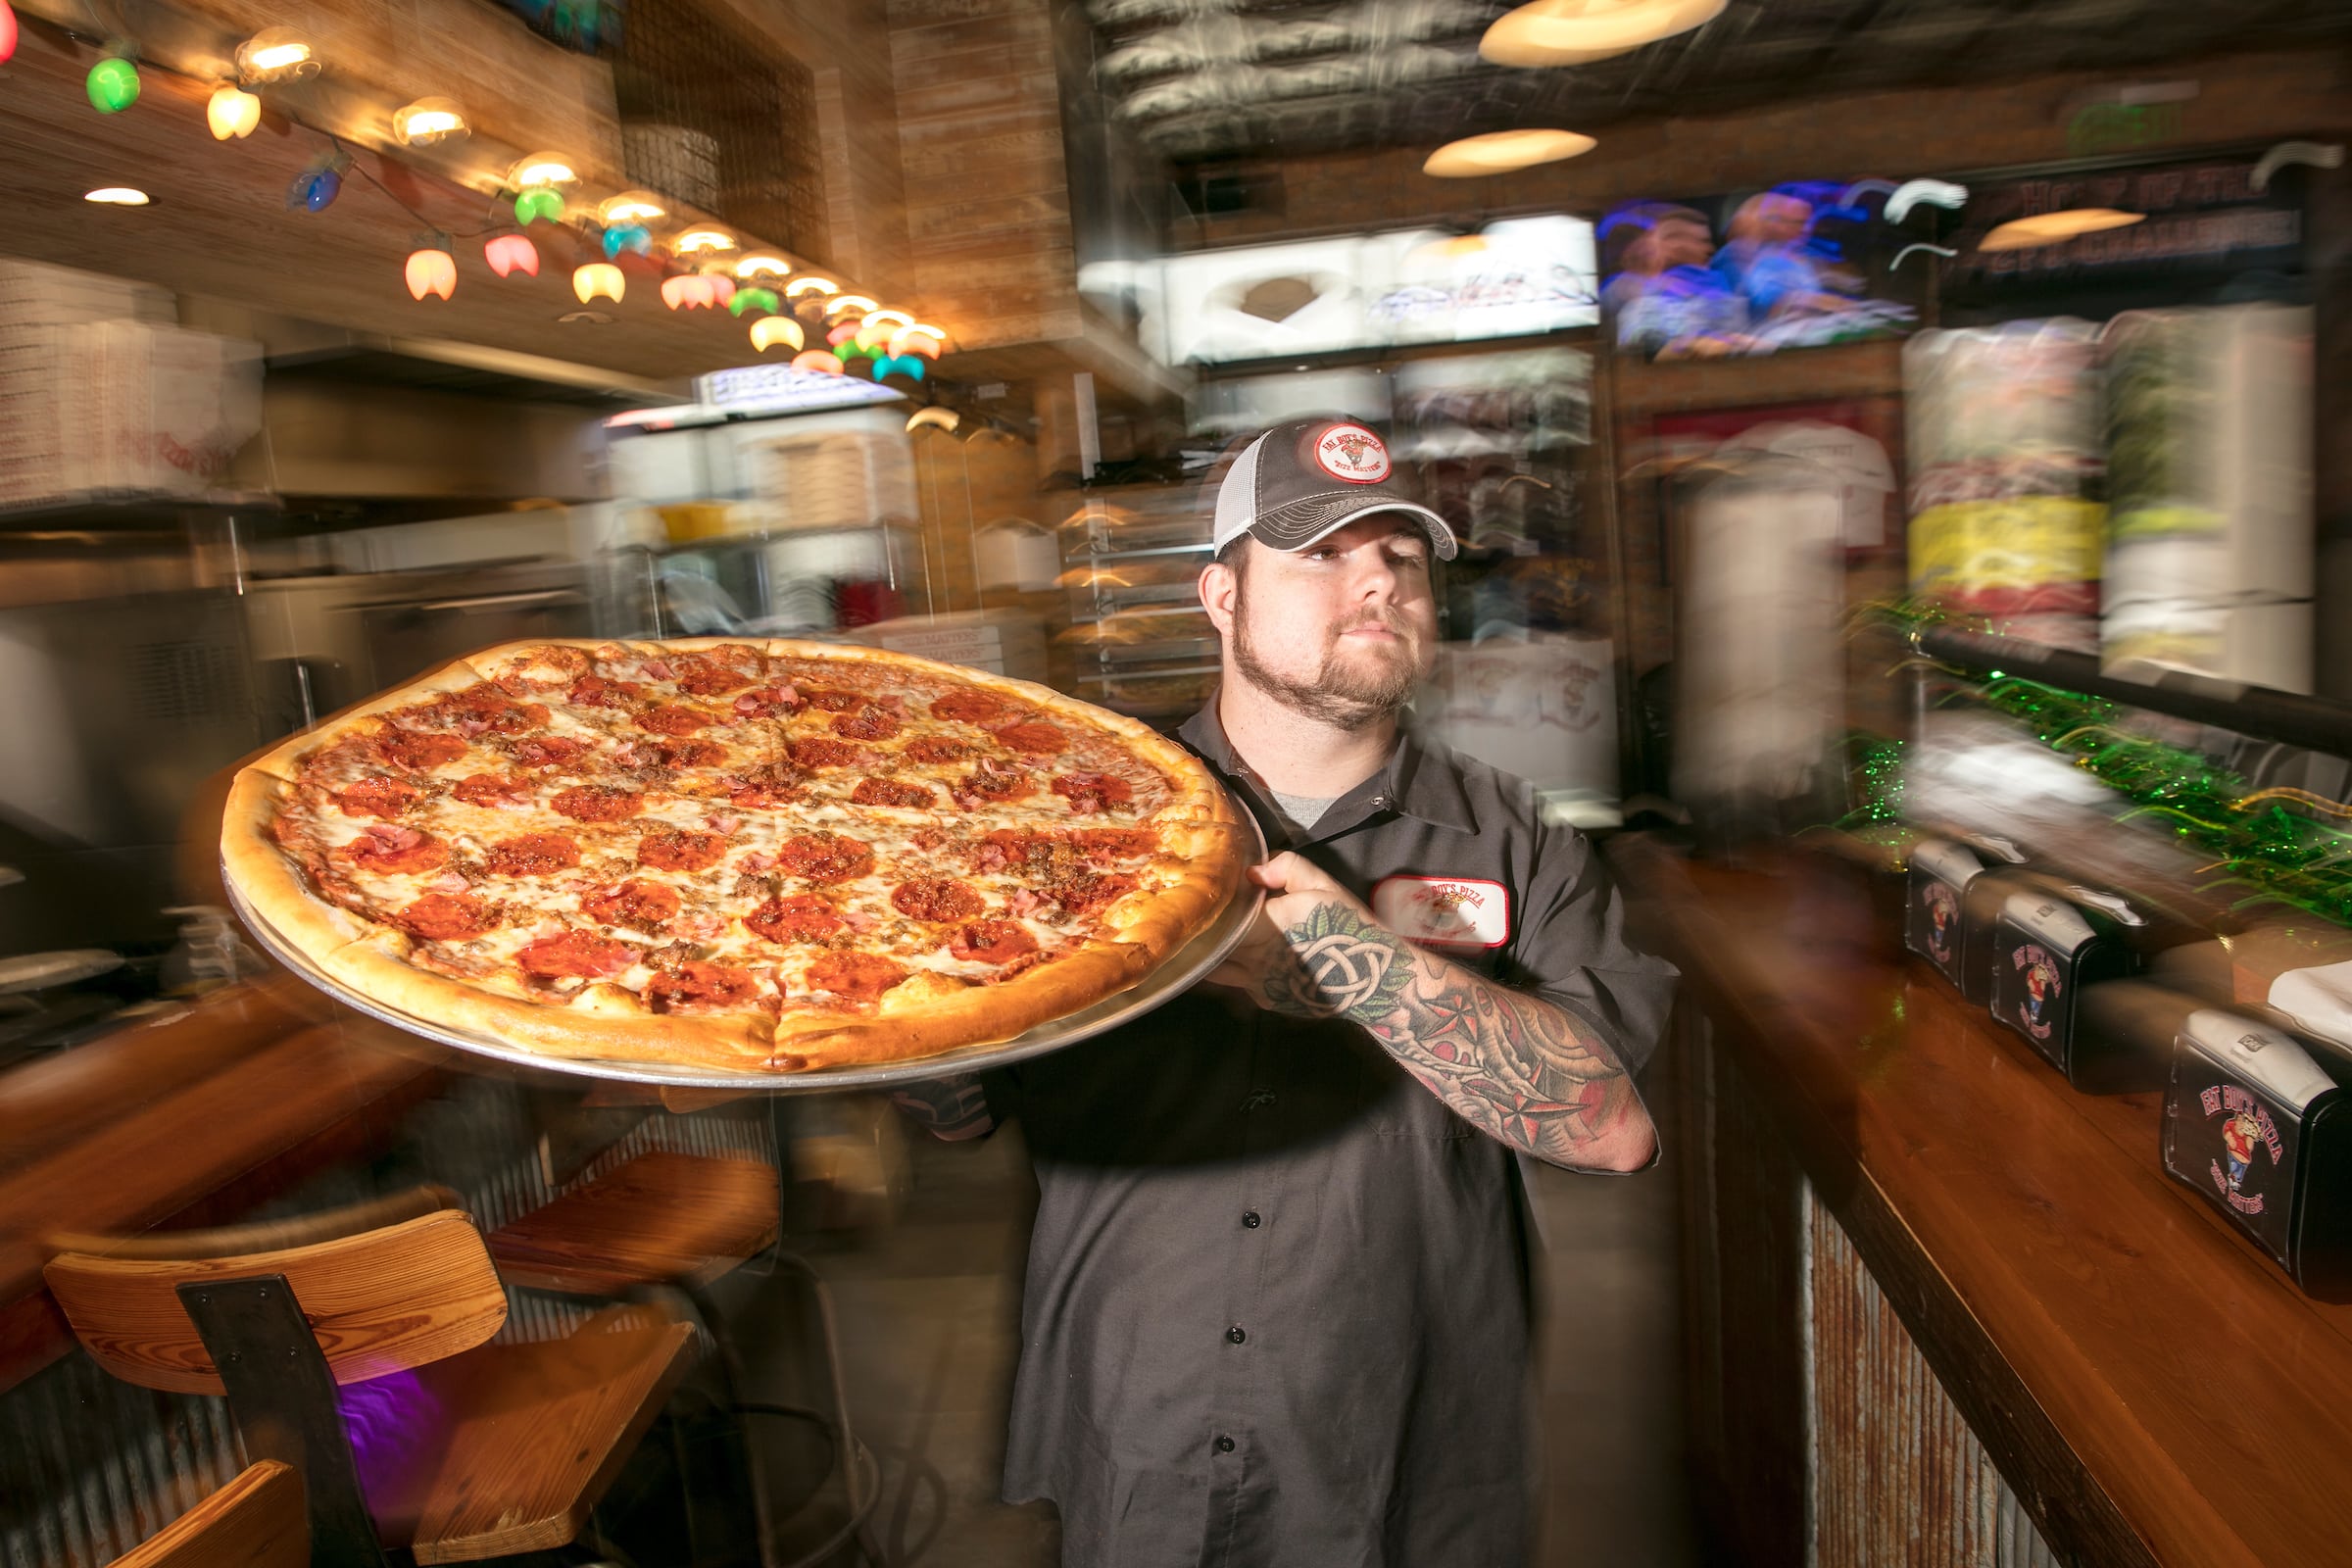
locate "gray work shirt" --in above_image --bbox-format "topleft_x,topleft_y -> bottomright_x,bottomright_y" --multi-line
993,704 -> 1678,1568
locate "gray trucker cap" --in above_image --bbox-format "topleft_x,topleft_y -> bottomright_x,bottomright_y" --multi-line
1209,418 -> 1458,561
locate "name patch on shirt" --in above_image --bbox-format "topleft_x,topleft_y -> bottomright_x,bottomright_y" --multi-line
1372,876 -> 1510,950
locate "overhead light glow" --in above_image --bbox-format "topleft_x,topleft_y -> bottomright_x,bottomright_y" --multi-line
1979,208 -> 2146,251
888,326 -> 943,359
393,98 -> 467,147
1423,128 -> 1595,177
208,83 -> 261,140
1481,0 -> 1725,68
784,277 -> 838,298
674,227 -> 737,255
511,153 -> 577,187
825,294 -> 878,318
750,317 -> 806,353
573,263 -> 624,304
236,28 -> 318,82
598,191 -> 666,224
862,309 -> 915,332
906,407 -> 960,434
735,254 -> 791,279
83,187 -> 150,206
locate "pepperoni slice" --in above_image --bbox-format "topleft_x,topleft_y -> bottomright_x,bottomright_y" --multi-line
568,674 -> 644,709
931,689 -> 1005,723
1069,827 -> 1158,861
903,736 -> 974,764
636,705 -> 717,736
802,688 -> 863,712
775,833 -> 875,884
790,737 -> 868,769
728,764 -> 804,808
832,707 -> 902,742
552,786 -> 644,822
893,878 -> 986,922
646,960 -> 760,1011
1052,870 -> 1138,916
396,893 -> 499,943
993,721 -> 1066,756
451,773 -> 532,807
375,728 -> 466,771
955,760 -> 1035,808
747,894 -> 848,945
636,829 -> 729,872
851,776 -> 935,808
510,735 -> 590,770
732,686 -> 804,718
487,833 -> 581,877
1052,772 -> 1134,812
674,655 -> 760,698
806,951 -> 908,1002
344,825 -> 448,875
581,880 -> 682,931
950,919 -> 1039,965
516,930 -> 635,979
336,776 -> 421,818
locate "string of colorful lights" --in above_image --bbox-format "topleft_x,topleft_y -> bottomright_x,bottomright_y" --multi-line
0,0 -> 946,379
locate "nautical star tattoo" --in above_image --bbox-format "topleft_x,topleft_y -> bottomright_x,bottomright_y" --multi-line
1260,901 -> 1638,1164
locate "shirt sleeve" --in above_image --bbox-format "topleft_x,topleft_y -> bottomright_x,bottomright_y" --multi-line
1501,815 -> 1680,1079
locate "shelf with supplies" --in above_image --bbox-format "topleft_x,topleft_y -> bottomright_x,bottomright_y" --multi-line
1055,488 -> 1219,719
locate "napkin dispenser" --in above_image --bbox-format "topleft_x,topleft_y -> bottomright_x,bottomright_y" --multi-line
1905,837 -> 2030,1004
2162,1008 -> 2352,1301
1990,886 -> 2141,1078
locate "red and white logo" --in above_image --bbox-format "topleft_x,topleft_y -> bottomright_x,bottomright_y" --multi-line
1314,423 -> 1391,484
1372,876 -> 1509,950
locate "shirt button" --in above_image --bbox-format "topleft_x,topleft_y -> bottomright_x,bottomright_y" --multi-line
1226,1325 -> 1247,1345
1240,1091 -> 1277,1112
1214,1436 -> 1236,1453
1242,1210 -> 1261,1229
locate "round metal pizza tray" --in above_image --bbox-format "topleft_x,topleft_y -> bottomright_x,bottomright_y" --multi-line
224,809 -> 1267,1093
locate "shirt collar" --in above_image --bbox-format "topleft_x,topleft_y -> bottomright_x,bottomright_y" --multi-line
1178,701 -> 1479,836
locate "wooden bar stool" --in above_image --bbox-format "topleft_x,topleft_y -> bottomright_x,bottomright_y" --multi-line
118,1460 -> 307,1568
44,1187 -> 699,1568
486,1103 -> 877,1568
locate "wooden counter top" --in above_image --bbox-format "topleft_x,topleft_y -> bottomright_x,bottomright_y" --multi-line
0,977 -> 449,1394
1610,836 -> 2352,1568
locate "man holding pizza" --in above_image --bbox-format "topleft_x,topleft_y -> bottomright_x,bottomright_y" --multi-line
898,416 -> 1678,1566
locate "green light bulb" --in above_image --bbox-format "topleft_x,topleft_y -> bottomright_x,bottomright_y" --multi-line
87,57 -> 139,114
514,186 -> 564,224
728,287 -> 780,318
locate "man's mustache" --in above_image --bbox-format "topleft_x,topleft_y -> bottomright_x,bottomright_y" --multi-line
1331,609 -> 1415,640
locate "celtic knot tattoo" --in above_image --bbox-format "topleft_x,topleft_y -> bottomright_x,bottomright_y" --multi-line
1257,899 -> 1644,1167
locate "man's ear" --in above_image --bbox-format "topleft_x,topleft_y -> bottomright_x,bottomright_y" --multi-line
1199,560 -> 1238,637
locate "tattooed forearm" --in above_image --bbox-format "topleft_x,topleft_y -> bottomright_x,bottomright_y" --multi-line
1256,902 -> 1652,1170
889,1073 -> 995,1141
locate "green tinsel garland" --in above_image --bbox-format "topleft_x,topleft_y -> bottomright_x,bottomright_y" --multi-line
1845,604 -> 2352,925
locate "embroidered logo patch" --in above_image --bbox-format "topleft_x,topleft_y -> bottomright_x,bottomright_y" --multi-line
1372,876 -> 1509,949
1314,422 -> 1391,484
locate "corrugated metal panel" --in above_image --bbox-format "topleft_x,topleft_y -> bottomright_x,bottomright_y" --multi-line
0,1074 -> 779,1565
1805,1184 -> 2070,1568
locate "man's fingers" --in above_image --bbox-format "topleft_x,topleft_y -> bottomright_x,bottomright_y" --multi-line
1249,852 -> 1340,896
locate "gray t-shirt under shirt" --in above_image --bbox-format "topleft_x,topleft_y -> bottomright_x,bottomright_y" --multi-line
1267,788 -> 1337,837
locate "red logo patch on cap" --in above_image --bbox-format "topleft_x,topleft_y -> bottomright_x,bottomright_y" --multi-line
1314,423 -> 1391,484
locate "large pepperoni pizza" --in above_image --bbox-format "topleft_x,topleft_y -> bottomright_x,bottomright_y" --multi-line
222,639 -> 1250,1073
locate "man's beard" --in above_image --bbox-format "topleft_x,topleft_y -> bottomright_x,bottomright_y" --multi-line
1229,590 -> 1425,731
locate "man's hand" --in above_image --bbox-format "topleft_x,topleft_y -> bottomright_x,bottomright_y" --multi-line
1203,852 -> 1656,1171
1206,853 -> 1398,1018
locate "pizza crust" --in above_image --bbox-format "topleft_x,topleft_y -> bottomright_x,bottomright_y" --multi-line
222,636 -> 1253,1077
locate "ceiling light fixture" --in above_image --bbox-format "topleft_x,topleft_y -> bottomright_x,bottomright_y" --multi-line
83,186 -> 149,206
784,276 -> 838,299
674,226 -> 737,255
1423,128 -> 1595,177
598,191 -> 666,224
1481,0 -> 1725,68
510,152 -> 576,187
1979,208 -> 2145,251
235,27 -> 318,83
734,254 -> 791,280
393,98 -> 467,147
825,294 -> 878,318
207,82 -> 261,139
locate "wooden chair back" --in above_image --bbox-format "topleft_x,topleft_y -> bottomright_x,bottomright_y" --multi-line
44,1192 -> 506,1396
116,1460 -> 307,1568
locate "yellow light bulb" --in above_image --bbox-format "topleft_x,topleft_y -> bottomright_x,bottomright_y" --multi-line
674,227 -> 737,255
735,254 -> 791,280
598,190 -> 666,224
784,277 -> 838,298
512,153 -> 577,187
572,263 -> 624,304
861,308 -> 915,331
393,98 -> 467,147
207,83 -> 261,140
825,294 -> 879,318
750,317 -> 806,353
235,28 -> 318,82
